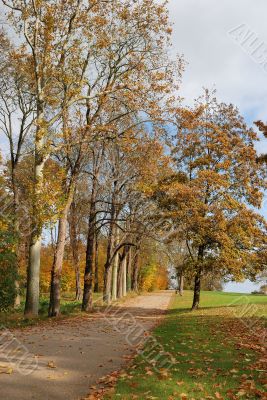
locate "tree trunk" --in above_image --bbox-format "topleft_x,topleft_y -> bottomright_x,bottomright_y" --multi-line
82,187 -> 96,311
103,181 -> 117,304
111,227 -> 120,301
132,247 -> 140,292
191,246 -> 204,310
25,233 -> 42,317
94,236 -> 99,293
69,201 -> 81,301
12,170 -> 21,308
117,255 -> 123,299
126,246 -> 132,291
103,265 -> 113,304
191,269 -> 201,310
122,255 -> 127,297
178,269 -> 184,296
48,204 -> 70,317
24,100 -> 45,317
112,252 -> 119,301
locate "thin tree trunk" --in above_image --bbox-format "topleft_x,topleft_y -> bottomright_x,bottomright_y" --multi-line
48,176 -> 76,317
122,255 -> 127,297
132,247 -> 140,292
48,204 -> 70,317
94,236 -> 99,293
191,246 -> 204,310
69,201 -> 81,301
103,183 -> 117,304
82,185 -> 97,311
112,227 -> 120,301
178,269 -> 184,296
126,246 -> 132,292
117,255 -> 123,299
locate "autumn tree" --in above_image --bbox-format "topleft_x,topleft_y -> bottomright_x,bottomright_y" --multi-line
0,30 -> 35,306
160,90 -> 267,309
1,0 -> 110,316
79,0 -> 183,310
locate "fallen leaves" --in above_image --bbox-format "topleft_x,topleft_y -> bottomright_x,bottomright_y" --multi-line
47,361 -> 56,369
0,366 -> 13,374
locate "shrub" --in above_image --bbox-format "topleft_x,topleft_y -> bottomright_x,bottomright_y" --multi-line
0,228 -> 18,311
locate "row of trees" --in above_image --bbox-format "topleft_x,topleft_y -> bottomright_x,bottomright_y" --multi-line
0,0 -> 266,315
0,0 -> 181,316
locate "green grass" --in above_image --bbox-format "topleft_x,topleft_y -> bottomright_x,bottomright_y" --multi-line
108,291 -> 267,400
0,291 -> 103,329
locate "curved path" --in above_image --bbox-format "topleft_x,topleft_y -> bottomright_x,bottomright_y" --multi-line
0,290 -> 172,400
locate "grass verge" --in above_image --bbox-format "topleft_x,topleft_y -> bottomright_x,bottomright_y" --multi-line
107,291 -> 267,400
0,292 -> 103,330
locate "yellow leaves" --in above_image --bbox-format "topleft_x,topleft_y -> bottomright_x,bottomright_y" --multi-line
119,8 -> 130,21
0,366 -> 13,374
159,369 -> 169,380
96,34 -> 111,50
47,361 -> 56,369
92,16 -> 108,27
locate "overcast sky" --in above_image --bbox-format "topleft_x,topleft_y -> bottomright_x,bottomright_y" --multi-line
168,0 -> 267,292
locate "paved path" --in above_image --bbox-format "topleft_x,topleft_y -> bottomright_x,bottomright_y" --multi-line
0,291 -> 173,400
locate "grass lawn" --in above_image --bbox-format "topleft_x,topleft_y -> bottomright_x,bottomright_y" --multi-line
108,291 -> 267,400
0,291 -> 103,330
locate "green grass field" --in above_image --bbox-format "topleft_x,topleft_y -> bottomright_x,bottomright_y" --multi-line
0,291 -> 103,329
108,291 -> 267,400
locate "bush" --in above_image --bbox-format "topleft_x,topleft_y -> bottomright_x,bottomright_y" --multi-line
0,229 -> 18,311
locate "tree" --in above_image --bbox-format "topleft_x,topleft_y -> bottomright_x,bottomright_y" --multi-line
0,30 -> 35,306
2,0 -> 101,316
159,90 -> 267,309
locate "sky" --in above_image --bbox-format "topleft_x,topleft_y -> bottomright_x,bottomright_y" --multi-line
168,0 -> 267,292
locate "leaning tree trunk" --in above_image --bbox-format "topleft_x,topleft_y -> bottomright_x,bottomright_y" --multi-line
48,178 -> 76,317
69,201 -> 81,300
191,246 -> 204,310
24,116 -> 46,317
48,203 -> 71,317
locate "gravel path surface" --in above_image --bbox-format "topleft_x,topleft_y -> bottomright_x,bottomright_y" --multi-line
0,290 -> 173,400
